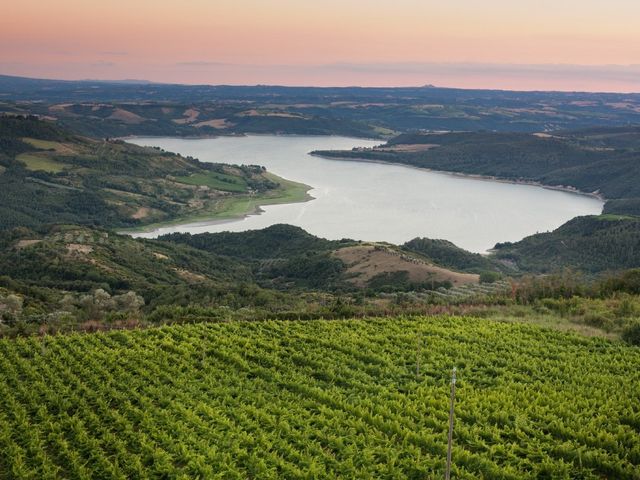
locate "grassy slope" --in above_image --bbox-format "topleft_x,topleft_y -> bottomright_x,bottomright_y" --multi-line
125,173 -> 311,231
188,172 -> 311,219
0,317 -> 637,479
175,171 -> 249,192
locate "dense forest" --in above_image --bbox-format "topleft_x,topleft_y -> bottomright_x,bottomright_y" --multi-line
493,215 -> 640,273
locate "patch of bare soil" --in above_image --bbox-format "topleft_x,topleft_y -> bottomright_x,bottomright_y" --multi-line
605,102 -> 640,113
108,108 -> 145,124
15,239 -> 42,249
174,268 -> 207,283
66,244 -> 94,255
570,101 -> 599,107
131,207 -> 151,219
173,108 -> 200,124
48,104 -> 73,112
334,245 -> 478,287
194,118 -> 234,129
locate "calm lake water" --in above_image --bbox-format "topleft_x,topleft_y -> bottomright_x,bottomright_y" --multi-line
128,135 -> 603,253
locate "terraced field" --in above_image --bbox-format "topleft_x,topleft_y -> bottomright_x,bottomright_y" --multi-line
0,317 -> 638,479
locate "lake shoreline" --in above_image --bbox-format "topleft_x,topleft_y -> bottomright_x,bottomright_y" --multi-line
117,132 -> 382,142
121,174 -> 313,237
121,135 -> 602,251
310,153 -> 606,203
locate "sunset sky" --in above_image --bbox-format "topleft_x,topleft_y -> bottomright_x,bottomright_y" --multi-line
2,0 -> 640,92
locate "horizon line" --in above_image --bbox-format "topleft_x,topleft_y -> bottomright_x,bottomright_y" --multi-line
2,72 -> 640,96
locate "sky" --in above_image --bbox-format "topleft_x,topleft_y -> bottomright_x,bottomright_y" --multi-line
2,0 -> 640,92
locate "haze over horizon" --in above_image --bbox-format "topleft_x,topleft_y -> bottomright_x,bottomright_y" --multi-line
2,0 -> 640,93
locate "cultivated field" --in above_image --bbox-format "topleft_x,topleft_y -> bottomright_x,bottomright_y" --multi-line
0,317 -> 638,479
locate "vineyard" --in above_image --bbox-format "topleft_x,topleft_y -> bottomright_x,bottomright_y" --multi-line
0,317 -> 639,479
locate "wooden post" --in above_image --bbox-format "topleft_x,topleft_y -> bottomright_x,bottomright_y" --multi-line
445,367 -> 457,480
416,335 -> 421,379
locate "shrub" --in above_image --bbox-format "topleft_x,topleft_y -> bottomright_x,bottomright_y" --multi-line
622,322 -> 640,346
480,271 -> 501,284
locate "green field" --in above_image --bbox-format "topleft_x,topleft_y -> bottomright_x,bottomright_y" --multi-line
21,138 -> 76,155
16,153 -> 67,173
175,171 -> 249,192
210,173 -> 311,219
1,317 -> 638,479
124,173 -> 311,231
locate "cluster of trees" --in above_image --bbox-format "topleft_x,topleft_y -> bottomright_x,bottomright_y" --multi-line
0,286 -> 144,331
403,237 -> 501,274
160,224 -> 347,261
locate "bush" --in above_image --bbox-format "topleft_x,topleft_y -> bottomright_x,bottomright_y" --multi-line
480,271 -> 501,284
622,322 -> 640,346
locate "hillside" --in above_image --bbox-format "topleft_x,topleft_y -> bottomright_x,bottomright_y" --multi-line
0,224 -> 273,326
159,224 -> 345,260
314,127 -> 640,216
0,224 -> 354,334
161,226 -> 481,292
403,237 -> 502,274
0,224 -> 492,335
160,225 -> 354,291
493,215 -> 640,273
401,216 -> 640,276
0,115 -> 309,230
333,245 -> 479,290
0,317 -> 638,479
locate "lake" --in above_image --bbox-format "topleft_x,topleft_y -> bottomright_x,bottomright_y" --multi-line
128,135 -> 603,253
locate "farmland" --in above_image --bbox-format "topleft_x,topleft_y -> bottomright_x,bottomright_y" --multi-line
1,317 -> 638,479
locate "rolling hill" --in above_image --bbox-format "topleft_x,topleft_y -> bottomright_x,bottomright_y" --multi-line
3,74 -> 640,137
0,115 -> 308,230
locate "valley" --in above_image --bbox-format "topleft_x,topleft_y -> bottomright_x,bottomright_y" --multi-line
1,76 -> 639,480
3,0 -> 640,476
